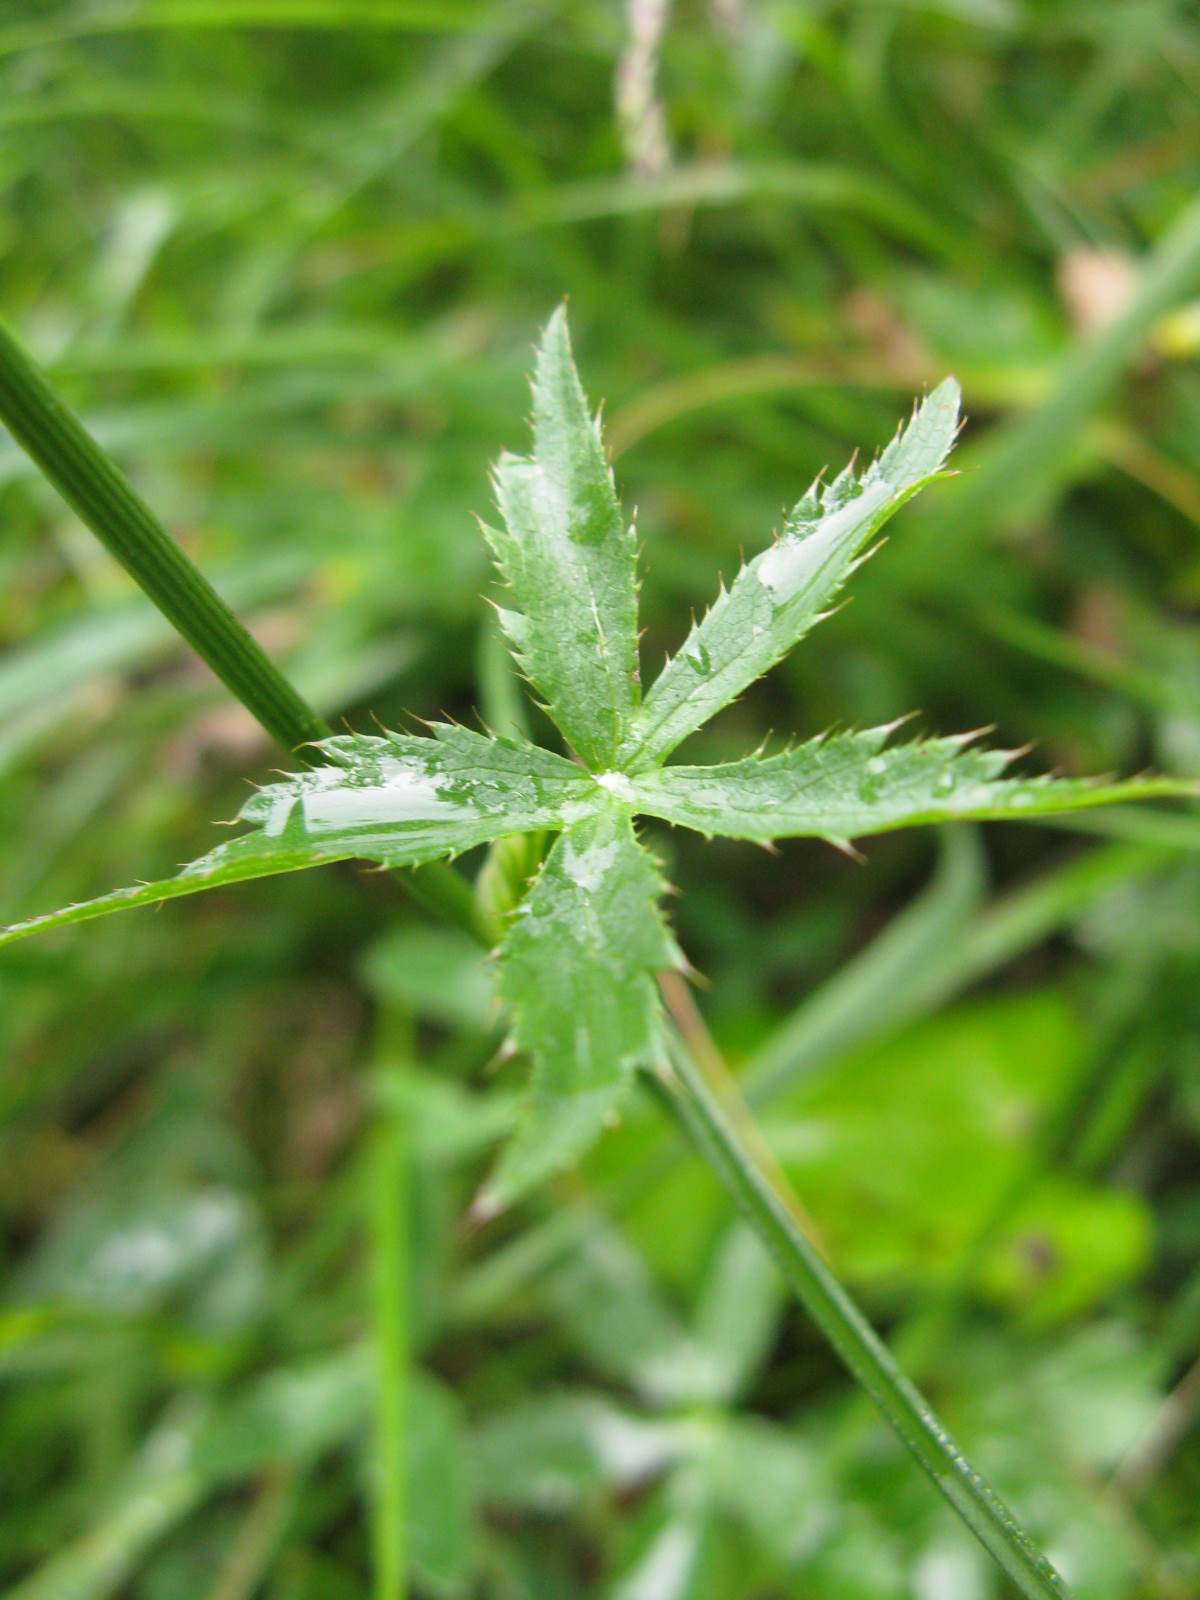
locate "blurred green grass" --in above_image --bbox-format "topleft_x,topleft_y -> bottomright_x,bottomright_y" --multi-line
1,1 -> 1199,1595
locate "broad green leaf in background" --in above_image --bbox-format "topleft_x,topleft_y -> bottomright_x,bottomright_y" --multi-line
15,1187 -> 259,1325
546,1220 -> 785,1411
764,989 -> 1152,1307
702,1417 -> 827,1574
371,1069 -> 520,1167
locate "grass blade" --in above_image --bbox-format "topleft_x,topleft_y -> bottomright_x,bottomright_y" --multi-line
0,320 -> 324,755
0,319 -> 484,938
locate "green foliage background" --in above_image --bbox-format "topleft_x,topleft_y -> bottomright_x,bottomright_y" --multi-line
1,2 -> 1199,1595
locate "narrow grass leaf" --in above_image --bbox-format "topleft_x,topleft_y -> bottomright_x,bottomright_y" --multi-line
744,827 -> 987,1104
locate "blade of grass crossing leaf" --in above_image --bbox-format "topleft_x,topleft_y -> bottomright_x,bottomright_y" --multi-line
657,1039 -> 1074,1600
922,841 -> 1174,1009
203,1471 -> 294,1600
980,192 -> 1200,524
0,728 -> 592,948
4,1442 -> 204,1600
692,1225 -> 786,1405
1038,805 -> 1200,851
7,1344 -> 473,1600
0,320 -> 488,936
0,321 -> 324,754
477,617 -> 530,742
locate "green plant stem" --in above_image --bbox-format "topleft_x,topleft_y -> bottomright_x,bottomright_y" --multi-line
0,321 -> 323,754
0,318 -> 482,940
370,1072 -> 409,1600
657,1033 -> 1074,1600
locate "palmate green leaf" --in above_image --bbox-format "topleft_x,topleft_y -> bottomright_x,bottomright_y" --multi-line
3,317 -> 1194,1225
486,306 -> 640,769
619,379 -> 961,771
480,802 -> 681,1211
628,725 -> 1199,848
0,724 -> 596,949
